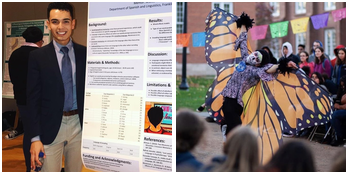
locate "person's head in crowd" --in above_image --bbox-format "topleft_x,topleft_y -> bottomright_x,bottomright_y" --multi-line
301,66 -> 310,76
330,148 -> 346,172
176,108 -> 207,153
312,40 -> 323,54
282,42 -> 293,58
262,140 -> 315,172
321,73 -> 330,80
336,47 -> 346,66
339,75 -> 346,94
22,26 -> 44,47
299,51 -> 309,63
214,126 -> 259,172
298,44 -> 305,54
261,46 -> 277,64
46,2 -> 75,45
314,47 -> 325,64
311,72 -> 324,85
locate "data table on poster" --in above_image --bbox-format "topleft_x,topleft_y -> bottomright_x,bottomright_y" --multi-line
83,139 -> 140,157
84,92 -> 143,143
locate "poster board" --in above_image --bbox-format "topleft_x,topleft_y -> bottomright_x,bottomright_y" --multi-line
81,2 -> 173,172
2,19 -> 51,98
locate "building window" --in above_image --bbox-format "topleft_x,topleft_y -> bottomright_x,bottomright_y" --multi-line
324,2 -> 336,11
270,38 -> 280,59
270,2 -> 280,17
177,2 -> 185,34
212,2 -> 233,13
324,29 -> 336,59
296,33 -> 306,55
295,2 -> 306,14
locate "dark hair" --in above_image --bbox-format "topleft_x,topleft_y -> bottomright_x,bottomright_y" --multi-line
262,140 -> 315,172
298,44 -> 305,49
256,49 -> 270,66
299,51 -> 309,62
22,26 -> 43,43
261,46 -> 277,64
176,109 -> 206,152
301,66 -> 310,76
321,73 -> 329,80
314,47 -> 326,64
336,48 -> 346,66
312,72 -> 324,84
147,107 -> 163,127
47,2 -> 74,19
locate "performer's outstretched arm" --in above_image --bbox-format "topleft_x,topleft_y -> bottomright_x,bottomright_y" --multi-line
234,25 -> 248,60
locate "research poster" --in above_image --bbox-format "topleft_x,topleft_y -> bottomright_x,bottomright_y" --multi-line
2,20 -> 50,98
82,2 -> 172,172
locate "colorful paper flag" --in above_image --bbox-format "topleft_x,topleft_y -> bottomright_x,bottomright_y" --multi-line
192,32 -> 205,47
176,33 -> 191,47
269,21 -> 289,38
249,25 -> 268,40
290,17 -> 309,34
332,8 -> 346,22
310,12 -> 329,30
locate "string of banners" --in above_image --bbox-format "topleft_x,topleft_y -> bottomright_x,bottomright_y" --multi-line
177,7 -> 346,47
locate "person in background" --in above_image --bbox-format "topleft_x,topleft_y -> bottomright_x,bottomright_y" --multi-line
261,45 -> 277,64
331,47 -> 346,87
299,51 -> 314,77
330,75 -> 346,146
313,47 -> 332,77
278,42 -> 301,68
203,126 -> 259,172
308,40 -> 330,63
260,140 -> 315,172
27,2 -> 87,172
330,45 -> 345,67
8,26 -> 44,172
176,109 -> 207,172
311,72 -> 328,91
322,73 -> 338,96
297,44 -> 305,57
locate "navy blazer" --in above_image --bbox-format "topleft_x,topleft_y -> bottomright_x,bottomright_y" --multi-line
27,41 -> 86,145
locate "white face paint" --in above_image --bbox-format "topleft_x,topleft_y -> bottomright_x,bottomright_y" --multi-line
246,51 -> 262,66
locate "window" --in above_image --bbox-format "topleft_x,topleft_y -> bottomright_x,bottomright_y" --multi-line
296,33 -> 306,54
295,2 -> 306,14
324,29 -> 336,59
270,2 -> 280,17
212,2 -> 233,13
176,2 -> 185,34
270,38 -> 280,59
324,2 -> 336,11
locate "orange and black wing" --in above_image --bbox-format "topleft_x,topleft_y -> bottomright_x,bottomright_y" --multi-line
242,70 -> 333,164
204,7 -> 252,124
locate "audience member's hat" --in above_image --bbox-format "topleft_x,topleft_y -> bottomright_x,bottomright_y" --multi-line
22,26 -> 43,43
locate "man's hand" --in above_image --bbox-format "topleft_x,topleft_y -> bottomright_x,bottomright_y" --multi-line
30,141 -> 45,171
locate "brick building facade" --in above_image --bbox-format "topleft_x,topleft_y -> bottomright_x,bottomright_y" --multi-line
176,2 -> 346,75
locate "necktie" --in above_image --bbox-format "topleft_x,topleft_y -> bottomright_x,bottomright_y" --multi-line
61,47 -> 73,111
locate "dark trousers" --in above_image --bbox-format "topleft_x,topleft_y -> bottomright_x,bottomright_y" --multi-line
17,105 -> 31,172
331,109 -> 346,140
222,97 -> 243,136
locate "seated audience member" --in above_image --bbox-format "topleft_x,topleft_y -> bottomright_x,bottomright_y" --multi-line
299,51 -> 314,77
322,73 -> 338,95
202,126 -> 259,172
311,72 -> 328,91
330,148 -> 346,172
330,76 -> 346,146
260,140 -> 315,172
176,109 -> 207,172
330,45 -> 345,68
301,66 -> 311,76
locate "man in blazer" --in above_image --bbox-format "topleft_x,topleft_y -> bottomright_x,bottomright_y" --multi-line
27,2 -> 86,172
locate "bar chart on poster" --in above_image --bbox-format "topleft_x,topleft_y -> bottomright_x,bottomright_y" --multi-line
82,2 -> 172,172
